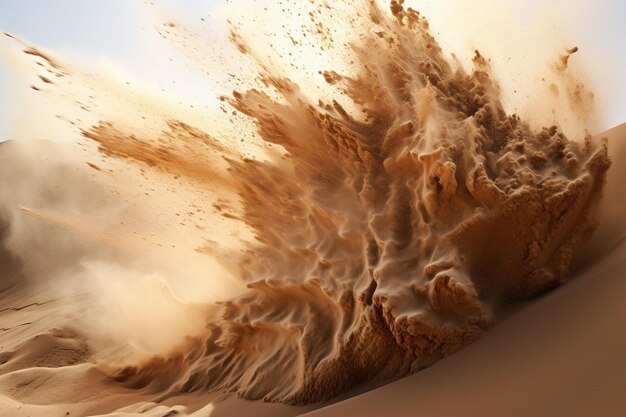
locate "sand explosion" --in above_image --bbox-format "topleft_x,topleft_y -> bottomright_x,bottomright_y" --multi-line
1,0 -> 611,406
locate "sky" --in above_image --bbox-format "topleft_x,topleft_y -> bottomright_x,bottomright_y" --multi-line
0,0 -> 624,140
0,0 -> 221,141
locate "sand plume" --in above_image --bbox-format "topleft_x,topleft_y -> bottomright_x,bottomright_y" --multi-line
0,0 -> 613,408
70,0 -> 610,404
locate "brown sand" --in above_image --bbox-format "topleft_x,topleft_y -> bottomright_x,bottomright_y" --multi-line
94,1 -> 608,404
304,228 -> 626,417
0,0 -> 623,415
303,126 -> 626,417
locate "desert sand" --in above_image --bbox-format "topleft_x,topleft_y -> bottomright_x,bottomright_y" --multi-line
0,0 -> 624,416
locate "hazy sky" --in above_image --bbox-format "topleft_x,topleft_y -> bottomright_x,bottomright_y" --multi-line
0,0 -> 624,140
0,0 -> 220,140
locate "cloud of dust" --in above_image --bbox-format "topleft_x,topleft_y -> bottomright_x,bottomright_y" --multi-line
0,137 -> 235,364
0,38 -> 246,363
0,0 -> 621,405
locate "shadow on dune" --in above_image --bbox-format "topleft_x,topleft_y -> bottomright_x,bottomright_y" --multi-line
0,143 -> 22,293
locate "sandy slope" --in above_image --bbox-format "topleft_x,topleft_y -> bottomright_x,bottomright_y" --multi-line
304,234 -> 626,417
0,123 -> 624,416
